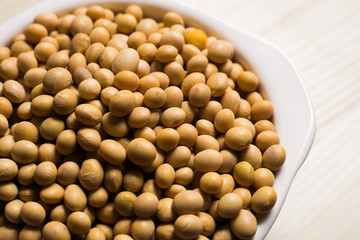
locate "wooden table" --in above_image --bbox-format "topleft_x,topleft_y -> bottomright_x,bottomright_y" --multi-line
1,0 -> 359,239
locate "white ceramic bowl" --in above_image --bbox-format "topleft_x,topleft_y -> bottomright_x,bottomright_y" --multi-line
0,0 -> 316,239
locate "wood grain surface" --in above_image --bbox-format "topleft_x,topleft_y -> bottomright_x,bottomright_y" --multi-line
1,0 -> 359,239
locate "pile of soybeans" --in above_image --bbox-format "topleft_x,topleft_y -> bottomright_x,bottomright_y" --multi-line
0,3 -> 286,240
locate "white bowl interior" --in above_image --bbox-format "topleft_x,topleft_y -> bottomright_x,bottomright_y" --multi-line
0,0 -> 316,239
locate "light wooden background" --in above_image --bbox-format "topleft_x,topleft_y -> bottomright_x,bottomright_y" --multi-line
1,0 -> 360,239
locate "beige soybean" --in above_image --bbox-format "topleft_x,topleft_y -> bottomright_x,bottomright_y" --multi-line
198,101 -> 222,122
0,158 -> 18,182
133,192 -> 158,218
0,57 -> 19,81
101,112 -> 129,137
187,54 -> 208,73
56,161 -> 79,186
0,182 -> 18,201
39,117 -> 65,140
113,218 -> 133,236
206,72 -> 228,97
156,198 -> 177,223
194,149 -> 223,172
87,187 -> 108,208
56,129 -> 77,155
161,107 -> 186,128
194,135 -> 220,153
174,167 -> 194,186
114,191 -> 137,217
78,78 -> 102,100
197,212 -> 216,236
137,43 -> 157,63
77,128 -> 101,152
163,61 -> 185,86
188,83 -> 211,108
142,178 -> 163,198
101,87 -> 118,106
112,48 -> 140,74
199,172 -> 223,194
181,72 -> 206,97
251,100 -> 274,122
99,46 -> 118,69
238,144 -> 262,170
233,187 -> 251,209
11,140 -> 38,164
174,214 -> 203,240
34,161 -> 57,186
13,121 -> 38,143
225,126 -> 252,151
236,98 -> 252,119
166,146 -> 191,168
99,139 -> 126,165
17,164 -> 36,186
127,106 -> 151,128
46,49 -> 69,69
94,68 -> 114,88
230,209 -> 257,239
0,97 -> 13,119
173,190 -> 203,215
31,94 -> 54,117
208,40 -> 234,64
126,138 -> 156,166
5,199 -> 24,224
163,86 -> 183,109
133,126 -> 156,143
0,135 -> 15,158
155,163 -> 175,189
18,185 -> 40,202
115,13 -> 137,34
218,150 -> 237,174
109,90 -> 135,117
250,186 -> 277,214
19,226 -> 42,240
213,173 -> 236,199
20,201 -> 46,226
234,117 -> 256,138
39,183 -> 64,204
255,130 -> 280,152
86,228 -> 106,240
78,159 -> 104,191
104,165 -> 123,193
17,102 -> 33,120
254,119 -> 275,135
262,144 -> 286,171
143,87 -> 167,109
53,89 -> 78,115
233,161 -> 255,188
64,184 -> 87,211
217,193 -> 242,219
3,80 -> 25,104
67,211 -> 91,236
253,168 -> 275,190
17,51 -> 38,73
156,128 -> 180,152
246,91 -> 263,106
176,123 -> 198,148
131,218 -> 155,240
34,42 -> 57,62
75,103 -> 102,127
156,45 -> 178,63
214,109 -> 235,133
42,67 -> 73,95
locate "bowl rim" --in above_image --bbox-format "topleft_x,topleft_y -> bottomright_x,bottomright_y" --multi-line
0,0 -> 316,239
